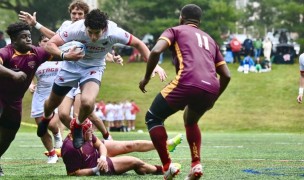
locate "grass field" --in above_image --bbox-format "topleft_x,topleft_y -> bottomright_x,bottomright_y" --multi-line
1,129 -> 303,179
2,56 -> 303,179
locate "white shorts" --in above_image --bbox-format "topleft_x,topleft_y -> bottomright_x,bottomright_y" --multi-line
31,91 -> 58,118
125,112 -> 133,120
66,87 -> 81,99
55,61 -> 105,88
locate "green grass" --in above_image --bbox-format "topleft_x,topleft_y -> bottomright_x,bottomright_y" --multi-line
21,56 -> 304,132
1,130 -> 303,179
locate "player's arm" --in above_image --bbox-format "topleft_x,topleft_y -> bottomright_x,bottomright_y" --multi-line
28,79 -> 36,93
94,138 -> 108,173
139,39 -> 169,93
45,34 -> 84,61
297,71 -> 304,103
216,62 -> 231,97
129,36 -> 167,82
18,11 -> 56,39
0,57 -> 27,82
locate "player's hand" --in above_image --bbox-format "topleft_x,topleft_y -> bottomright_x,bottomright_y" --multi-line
112,50 -> 123,66
152,65 -> 167,82
97,156 -> 108,173
13,71 -> 27,83
29,83 -> 36,93
18,11 -> 37,26
139,78 -> 150,93
297,95 -> 302,103
64,46 -> 85,61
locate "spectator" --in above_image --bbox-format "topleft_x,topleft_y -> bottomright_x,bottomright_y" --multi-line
263,37 -> 272,69
130,100 -> 140,131
243,36 -> 254,57
229,36 -> 242,63
253,38 -> 262,60
0,31 -> 6,48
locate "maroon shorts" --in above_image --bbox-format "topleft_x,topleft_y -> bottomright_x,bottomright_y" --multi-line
0,98 -> 22,130
100,157 -> 116,175
161,83 -> 218,114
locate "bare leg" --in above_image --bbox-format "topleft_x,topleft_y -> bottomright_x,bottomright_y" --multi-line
44,91 -> 65,118
35,117 -> 54,152
78,82 -> 99,123
104,140 -> 155,157
110,156 -> 158,175
58,96 -> 74,128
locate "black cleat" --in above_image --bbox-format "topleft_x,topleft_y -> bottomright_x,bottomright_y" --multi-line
72,126 -> 84,149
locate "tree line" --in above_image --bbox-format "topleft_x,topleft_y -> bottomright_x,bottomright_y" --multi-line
0,0 -> 303,48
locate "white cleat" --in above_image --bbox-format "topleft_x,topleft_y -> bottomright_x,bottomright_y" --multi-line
184,164 -> 203,180
47,154 -> 58,164
164,163 -> 181,180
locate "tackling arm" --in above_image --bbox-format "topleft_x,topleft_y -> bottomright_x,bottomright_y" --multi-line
18,11 -> 56,39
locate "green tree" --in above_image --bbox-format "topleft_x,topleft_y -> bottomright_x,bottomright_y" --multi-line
0,0 -> 70,43
102,0 -> 239,43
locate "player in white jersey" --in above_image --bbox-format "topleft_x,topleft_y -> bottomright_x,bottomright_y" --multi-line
40,9 -> 167,149
19,1 -> 114,141
29,35 -> 62,163
297,53 -> 304,103
123,100 -> 133,132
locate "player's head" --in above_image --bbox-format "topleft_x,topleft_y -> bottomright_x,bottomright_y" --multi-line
68,0 -> 90,22
180,4 -> 202,25
38,34 -> 49,48
6,22 -> 32,52
70,119 -> 93,141
84,9 -> 108,42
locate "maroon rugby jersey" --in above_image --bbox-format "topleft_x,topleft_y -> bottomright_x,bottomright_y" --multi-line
160,24 -> 226,95
0,44 -> 51,100
61,134 -> 99,174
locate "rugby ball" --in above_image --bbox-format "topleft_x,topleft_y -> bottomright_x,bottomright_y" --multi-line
59,41 -> 86,55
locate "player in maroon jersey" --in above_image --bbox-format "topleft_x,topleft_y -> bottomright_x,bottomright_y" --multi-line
0,22 -> 81,176
139,4 -> 231,180
62,118 -> 163,176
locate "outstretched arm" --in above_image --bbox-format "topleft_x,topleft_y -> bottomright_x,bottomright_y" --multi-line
18,11 -> 56,38
129,36 -> 167,82
139,39 -> 169,93
297,71 -> 304,103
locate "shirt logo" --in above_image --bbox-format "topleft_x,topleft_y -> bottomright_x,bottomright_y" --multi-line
90,70 -> 96,75
58,76 -> 64,82
28,61 -> 36,69
63,31 -> 68,37
125,32 -> 129,38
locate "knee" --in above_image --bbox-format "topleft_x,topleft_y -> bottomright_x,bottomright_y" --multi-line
80,100 -> 94,112
145,111 -> 163,131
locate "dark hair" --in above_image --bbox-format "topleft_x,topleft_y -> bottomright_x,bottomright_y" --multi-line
69,0 -> 90,15
181,4 -> 202,23
84,9 -> 108,30
38,34 -> 47,42
6,22 -> 31,39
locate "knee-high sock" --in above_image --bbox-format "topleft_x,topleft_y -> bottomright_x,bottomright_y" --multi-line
185,123 -> 201,167
149,126 -> 171,170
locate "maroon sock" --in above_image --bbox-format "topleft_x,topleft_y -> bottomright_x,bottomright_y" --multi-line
153,165 -> 163,175
149,126 -> 171,170
102,131 -> 109,139
185,123 -> 201,166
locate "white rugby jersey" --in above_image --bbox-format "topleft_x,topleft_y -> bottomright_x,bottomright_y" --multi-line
35,61 -> 62,95
57,20 -> 72,33
59,19 -> 132,67
299,53 -> 304,71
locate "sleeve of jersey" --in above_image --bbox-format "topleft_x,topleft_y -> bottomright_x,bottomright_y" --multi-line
158,28 -> 174,46
214,45 -> 226,67
110,26 -> 133,45
0,47 -> 9,65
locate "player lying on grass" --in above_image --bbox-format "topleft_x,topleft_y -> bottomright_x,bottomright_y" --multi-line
47,122 -> 182,158
61,119 -> 182,176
